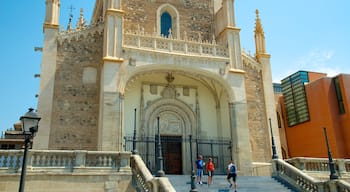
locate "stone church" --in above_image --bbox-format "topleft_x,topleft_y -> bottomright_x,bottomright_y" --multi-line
34,0 -> 281,175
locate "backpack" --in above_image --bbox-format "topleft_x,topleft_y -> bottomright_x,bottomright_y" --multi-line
230,164 -> 236,174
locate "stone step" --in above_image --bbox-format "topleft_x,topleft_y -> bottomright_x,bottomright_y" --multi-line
167,175 -> 297,192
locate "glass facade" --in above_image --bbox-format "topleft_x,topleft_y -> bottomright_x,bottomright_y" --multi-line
281,71 -> 310,126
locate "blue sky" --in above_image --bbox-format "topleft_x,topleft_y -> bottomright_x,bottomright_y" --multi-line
0,1 -> 349,134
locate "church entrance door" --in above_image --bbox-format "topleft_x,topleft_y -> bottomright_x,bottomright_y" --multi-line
156,135 -> 182,174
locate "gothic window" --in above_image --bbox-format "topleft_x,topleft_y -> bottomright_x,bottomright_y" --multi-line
157,4 -> 180,39
161,12 -> 172,37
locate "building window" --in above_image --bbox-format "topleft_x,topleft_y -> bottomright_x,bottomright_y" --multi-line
333,77 -> 345,114
161,12 -> 172,37
157,4 -> 180,39
281,71 -> 310,127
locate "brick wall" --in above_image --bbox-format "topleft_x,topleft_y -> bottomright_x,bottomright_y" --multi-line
49,33 -> 103,150
122,0 -> 214,41
243,65 -> 270,162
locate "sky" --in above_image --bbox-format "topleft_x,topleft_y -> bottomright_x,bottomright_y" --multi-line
0,1 -> 349,134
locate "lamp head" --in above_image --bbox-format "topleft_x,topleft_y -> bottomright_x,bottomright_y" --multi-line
20,108 -> 41,135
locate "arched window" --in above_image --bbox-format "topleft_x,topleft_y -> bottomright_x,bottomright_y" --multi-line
161,12 -> 172,37
157,4 -> 179,39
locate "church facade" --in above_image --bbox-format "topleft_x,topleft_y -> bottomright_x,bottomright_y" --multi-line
34,0 -> 281,175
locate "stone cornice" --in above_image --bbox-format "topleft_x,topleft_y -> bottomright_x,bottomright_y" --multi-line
218,26 -> 241,36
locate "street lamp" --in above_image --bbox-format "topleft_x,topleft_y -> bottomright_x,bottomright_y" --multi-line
19,108 -> 41,192
155,116 -> 165,177
269,118 -> 278,159
132,108 -> 137,154
189,134 -> 198,192
323,127 -> 339,180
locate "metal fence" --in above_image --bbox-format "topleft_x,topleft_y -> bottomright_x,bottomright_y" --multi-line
124,135 -> 232,175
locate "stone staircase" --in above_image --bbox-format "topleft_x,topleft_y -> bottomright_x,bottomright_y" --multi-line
167,175 -> 297,192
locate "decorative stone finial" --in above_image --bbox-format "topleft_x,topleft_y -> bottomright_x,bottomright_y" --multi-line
76,8 -> 87,31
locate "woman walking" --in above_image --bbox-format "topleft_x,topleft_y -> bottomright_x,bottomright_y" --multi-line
206,157 -> 215,186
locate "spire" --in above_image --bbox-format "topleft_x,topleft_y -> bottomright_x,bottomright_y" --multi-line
66,13 -> 73,31
254,9 -> 267,57
76,8 -> 87,31
66,5 -> 74,31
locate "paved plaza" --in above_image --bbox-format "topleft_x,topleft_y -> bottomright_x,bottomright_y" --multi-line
167,175 -> 295,192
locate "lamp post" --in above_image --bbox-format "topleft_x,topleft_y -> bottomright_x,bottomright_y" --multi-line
18,108 -> 41,192
155,116 -> 165,177
269,118 -> 278,159
132,108 -> 137,154
323,127 -> 338,180
189,134 -> 198,192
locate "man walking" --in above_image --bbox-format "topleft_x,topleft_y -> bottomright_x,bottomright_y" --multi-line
195,155 -> 205,184
227,159 -> 237,192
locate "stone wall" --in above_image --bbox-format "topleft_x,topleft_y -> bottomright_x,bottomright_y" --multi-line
49,32 -> 103,150
0,174 -> 133,192
122,0 -> 214,41
243,62 -> 271,163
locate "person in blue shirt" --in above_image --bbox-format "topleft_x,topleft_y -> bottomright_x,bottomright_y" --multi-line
227,159 -> 237,191
195,155 -> 205,184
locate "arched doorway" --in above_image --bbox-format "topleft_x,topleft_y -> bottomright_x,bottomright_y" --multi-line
144,90 -> 197,174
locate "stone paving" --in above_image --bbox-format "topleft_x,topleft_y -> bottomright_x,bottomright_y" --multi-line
166,175 -> 296,192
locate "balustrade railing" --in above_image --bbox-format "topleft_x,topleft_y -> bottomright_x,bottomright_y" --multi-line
0,150 -> 131,173
273,158 -> 350,192
286,157 -> 350,178
130,154 -> 175,192
123,31 -> 229,58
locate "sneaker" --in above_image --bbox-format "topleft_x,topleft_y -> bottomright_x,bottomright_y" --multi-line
229,183 -> 233,188
199,181 -> 203,185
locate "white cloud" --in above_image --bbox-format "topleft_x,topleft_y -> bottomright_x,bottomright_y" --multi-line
295,49 -> 339,77
272,49 -> 341,83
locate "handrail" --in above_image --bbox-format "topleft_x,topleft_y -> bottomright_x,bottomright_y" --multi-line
273,159 -> 323,192
130,154 -> 176,192
273,159 -> 350,192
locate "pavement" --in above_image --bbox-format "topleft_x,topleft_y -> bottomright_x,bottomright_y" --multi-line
166,175 -> 296,192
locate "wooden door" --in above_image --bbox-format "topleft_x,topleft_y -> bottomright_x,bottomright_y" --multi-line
156,136 -> 182,174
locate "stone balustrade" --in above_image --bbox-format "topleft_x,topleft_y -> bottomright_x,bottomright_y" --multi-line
286,157 -> 350,178
0,150 -> 131,173
273,158 -> 350,192
130,154 -> 176,192
123,30 -> 229,58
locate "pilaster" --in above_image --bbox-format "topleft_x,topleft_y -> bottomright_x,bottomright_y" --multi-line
98,0 -> 125,151
259,54 -> 283,159
34,0 -> 60,149
227,72 -> 252,175
222,0 -> 242,70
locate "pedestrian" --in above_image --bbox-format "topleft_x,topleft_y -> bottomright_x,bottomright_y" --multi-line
195,155 -> 205,184
227,159 -> 237,192
206,157 -> 215,185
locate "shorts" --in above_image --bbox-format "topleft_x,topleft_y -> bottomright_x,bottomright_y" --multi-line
208,170 -> 214,177
227,173 -> 237,182
196,168 -> 203,177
